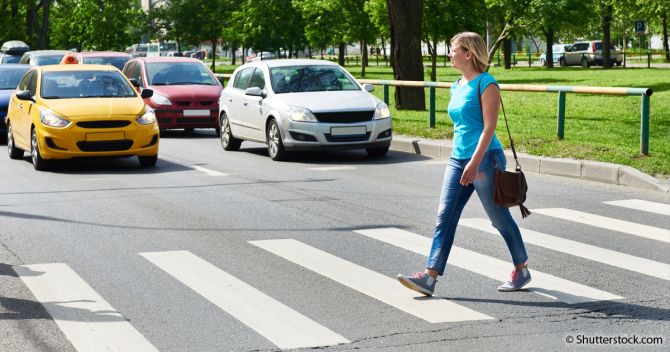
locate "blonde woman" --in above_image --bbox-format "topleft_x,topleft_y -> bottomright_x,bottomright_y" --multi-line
397,32 -> 530,296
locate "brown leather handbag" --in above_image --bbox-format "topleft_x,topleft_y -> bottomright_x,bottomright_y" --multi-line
478,79 -> 531,218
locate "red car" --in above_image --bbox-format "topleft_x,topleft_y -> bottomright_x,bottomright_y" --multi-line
122,57 -> 222,133
77,51 -> 132,71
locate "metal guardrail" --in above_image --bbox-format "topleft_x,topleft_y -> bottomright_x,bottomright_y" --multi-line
215,73 -> 653,155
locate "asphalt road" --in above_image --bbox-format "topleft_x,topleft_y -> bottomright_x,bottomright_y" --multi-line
1,129 -> 668,351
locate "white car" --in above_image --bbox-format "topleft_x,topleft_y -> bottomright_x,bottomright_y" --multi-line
218,59 -> 393,160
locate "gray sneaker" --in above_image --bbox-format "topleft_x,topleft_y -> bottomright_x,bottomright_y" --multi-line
497,267 -> 532,291
397,272 -> 436,296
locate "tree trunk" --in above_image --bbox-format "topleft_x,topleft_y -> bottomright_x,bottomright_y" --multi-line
338,42 -> 346,66
602,3 -> 613,69
231,44 -> 237,65
39,0 -> 51,49
503,37 -> 512,69
381,36 -> 388,61
361,40 -> 367,77
388,0 -> 425,110
545,28 -> 554,68
663,12 -> 669,62
427,37 -> 437,81
210,40 -> 217,73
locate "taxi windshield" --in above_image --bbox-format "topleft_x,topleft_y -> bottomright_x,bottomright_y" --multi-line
0,68 -> 28,89
41,70 -> 137,99
146,62 -> 218,86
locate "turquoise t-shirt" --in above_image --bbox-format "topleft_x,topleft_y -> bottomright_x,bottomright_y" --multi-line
447,72 -> 503,159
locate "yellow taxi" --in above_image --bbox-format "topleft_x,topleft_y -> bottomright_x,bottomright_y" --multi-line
6,58 -> 159,170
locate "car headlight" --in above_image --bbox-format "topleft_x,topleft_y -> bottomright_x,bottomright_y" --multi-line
40,109 -> 70,128
150,93 -> 172,106
286,106 -> 317,122
374,102 -> 391,119
136,108 -> 157,125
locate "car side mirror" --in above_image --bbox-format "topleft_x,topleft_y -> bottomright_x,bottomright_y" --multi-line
245,87 -> 265,98
16,90 -> 34,102
363,84 -> 374,92
129,78 -> 140,88
140,88 -> 153,99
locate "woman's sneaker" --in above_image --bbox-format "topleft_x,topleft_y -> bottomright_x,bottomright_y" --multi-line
497,267 -> 532,291
397,272 -> 436,296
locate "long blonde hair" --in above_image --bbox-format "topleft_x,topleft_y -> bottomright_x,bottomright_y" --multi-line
451,32 -> 489,73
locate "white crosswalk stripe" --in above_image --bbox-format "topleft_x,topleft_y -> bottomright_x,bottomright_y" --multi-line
459,218 -> 670,281
140,250 -> 348,349
354,228 -> 623,304
14,263 -> 158,352
603,199 -> 670,216
533,208 -> 670,243
250,239 -> 494,323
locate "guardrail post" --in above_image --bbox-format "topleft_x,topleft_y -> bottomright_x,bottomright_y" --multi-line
641,94 -> 650,155
429,86 -> 436,128
383,84 -> 389,105
557,91 -> 566,139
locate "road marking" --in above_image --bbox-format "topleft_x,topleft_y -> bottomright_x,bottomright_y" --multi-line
307,166 -> 356,171
14,263 -> 158,352
354,228 -> 623,304
460,218 -> 670,281
140,251 -> 348,349
603,199 -> 670,216
192,165 -> 227,176
533,208 -> 670,243
250,239 -> 494,323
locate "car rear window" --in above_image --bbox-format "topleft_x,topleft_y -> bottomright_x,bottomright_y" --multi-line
82,57 -> 130,71
270,65 -> 360,94
41,70 -> 137,99
146,62 -> 218,86
0,68 -> 29,89
35,55 -> 66,66
1,55 -> 21,64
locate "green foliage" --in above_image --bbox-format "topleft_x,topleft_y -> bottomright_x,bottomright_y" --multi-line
232,0 -> 306,54
294,0 -> 347,51
0,0 -> 26,44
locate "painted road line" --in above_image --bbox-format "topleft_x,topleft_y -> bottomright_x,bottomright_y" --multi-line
354,228 -> 623,304
533,208 -> 670,243
140,251 -> 348,349
307,166 -> 356,171
603,199 -> 670,216
250,239 -> 493,323
192,165 -> 227,176
460,218 -> 670,281
14,263 -> 158,352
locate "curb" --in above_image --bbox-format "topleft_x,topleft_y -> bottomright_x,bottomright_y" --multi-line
390,135 -> 670,194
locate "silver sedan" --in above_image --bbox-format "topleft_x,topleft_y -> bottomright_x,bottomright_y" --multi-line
218,59 -> 392,160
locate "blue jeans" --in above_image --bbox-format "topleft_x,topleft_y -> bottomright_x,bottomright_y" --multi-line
426,149 -> 528,275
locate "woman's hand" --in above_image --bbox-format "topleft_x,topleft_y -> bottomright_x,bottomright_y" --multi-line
460,160 -> 480,186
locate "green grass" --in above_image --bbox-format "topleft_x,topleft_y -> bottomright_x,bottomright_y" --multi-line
213,63 -> 670,177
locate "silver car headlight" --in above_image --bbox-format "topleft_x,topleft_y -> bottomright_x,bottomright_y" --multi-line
40,109 -> 70,128
150,93 -> 172,106
136,108 -> 157,125
374,102 -> 391,119
286,106 -> 317,122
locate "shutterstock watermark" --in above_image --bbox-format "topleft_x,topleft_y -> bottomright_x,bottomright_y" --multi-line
565,334 -> 664,346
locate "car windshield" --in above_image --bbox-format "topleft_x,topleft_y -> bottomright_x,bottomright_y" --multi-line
270,65 -> 360,93
41,70 -> 137,99
146,62 -> 218,85
82,57 -> 130,70
0,68 -> 28,89
35,55 -> 65,66
1,55 -> 21,64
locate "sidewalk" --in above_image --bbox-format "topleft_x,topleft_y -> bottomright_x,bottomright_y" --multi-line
390,135 -> 670,194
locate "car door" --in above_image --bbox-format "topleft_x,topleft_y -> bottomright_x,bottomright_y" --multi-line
226,67 -> 254,139
242,68 -> 267,141
9,70 -> 36,149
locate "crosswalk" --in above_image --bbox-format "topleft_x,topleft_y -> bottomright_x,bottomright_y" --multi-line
14,198 -> 669,351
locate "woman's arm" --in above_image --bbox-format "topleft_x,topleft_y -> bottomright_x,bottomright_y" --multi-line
459,84 -> 501,186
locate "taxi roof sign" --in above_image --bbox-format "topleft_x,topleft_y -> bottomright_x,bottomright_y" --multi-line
60,52 -> 78,64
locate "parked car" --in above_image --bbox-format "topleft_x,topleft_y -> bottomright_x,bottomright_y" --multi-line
218,59 -> 392,161
122,57 -> 222,133
166,51 -> 183,57
0,64 -> 30,143
1,40 -> 30,64
252,51 -> 276,62
561,41 -> 623,67
76,51 -> 132,71
540,44 -> 571,66
19,50 -> 69,66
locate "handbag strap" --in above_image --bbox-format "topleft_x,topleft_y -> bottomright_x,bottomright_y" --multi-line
477,77 -> 521,171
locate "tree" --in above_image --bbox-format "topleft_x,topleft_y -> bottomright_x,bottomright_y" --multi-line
0,0 -> 26,44
341,0 -> 377,77
364,0 -> 390,62
26,0 -> 52,49
485,0 -> 532,69
295,0 -> 347,62
388,0 -> 425,110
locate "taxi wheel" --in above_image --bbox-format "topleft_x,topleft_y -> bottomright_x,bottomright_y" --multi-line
266,119 -> 286,161
366,146 -> 389,158
220,113 -> 241,151
138,155 -> 158,167
31,128 -> 50,171
7,122 -> 24,160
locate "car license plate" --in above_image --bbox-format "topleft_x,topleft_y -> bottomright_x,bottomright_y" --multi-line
183,109 -> 210,117
330,126 -> 366,136
86,132 -> 124,141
